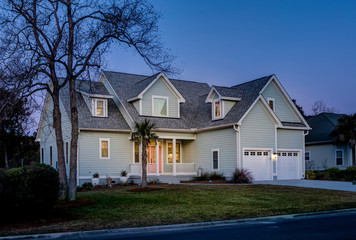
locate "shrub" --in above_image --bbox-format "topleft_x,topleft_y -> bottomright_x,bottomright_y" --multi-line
305,170 -> 318,180
326,167 -> 342,181
121,170 -> 128,177
209,172 -> 225,180
194,172 -> 210,181
93,173 -> 99,178
345,167 -> 356,181
231,168 -> 253,184
1,164 -> 59,215
78,182 -> 93,191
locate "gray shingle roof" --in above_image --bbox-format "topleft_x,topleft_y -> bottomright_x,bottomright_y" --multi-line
305,113 -> 344,144
102,71 -> 274,129
60,80 -> 130,130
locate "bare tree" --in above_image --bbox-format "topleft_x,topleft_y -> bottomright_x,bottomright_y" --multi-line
311,100 -> 338,116
0,0 -> 175,200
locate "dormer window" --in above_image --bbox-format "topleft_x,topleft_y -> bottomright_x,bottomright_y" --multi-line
153,96 -> 168,117
93,98 -> 108,117
213,99 -> 223,119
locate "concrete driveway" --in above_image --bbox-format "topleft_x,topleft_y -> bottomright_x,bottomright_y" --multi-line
254,180 -> 356,192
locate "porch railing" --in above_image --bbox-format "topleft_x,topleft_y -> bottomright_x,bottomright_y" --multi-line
130,163 -> 196,175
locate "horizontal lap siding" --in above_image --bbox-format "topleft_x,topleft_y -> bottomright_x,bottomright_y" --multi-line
142,77 -> 179,118
195,128 -> 236,177
305,144 -> 349,170
182,140 -> 196,164
79,131 -> 132,177
277,129 -> 303,149
262,81 -> 299,122
240,101 -> 276,165
223,100 -> 236,117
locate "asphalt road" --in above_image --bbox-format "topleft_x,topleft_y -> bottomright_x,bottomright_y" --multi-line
54,211 -> 356,240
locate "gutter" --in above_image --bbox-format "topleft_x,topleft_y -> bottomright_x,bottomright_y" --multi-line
78,128 -> 131,133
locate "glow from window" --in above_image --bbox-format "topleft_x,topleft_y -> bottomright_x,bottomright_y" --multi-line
214,101 -> 221,117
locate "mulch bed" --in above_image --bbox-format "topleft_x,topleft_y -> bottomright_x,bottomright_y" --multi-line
127,187 -> 164,192
180,180 -> 231,184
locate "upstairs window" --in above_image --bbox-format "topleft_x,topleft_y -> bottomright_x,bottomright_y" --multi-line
267,98 -> 275,112
93,99 -> 107,117
153,96 -> 168,117
336,150 -> 343,165
213,99 -> 222,119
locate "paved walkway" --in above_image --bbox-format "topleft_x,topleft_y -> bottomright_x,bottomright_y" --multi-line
254,180 -> 356,192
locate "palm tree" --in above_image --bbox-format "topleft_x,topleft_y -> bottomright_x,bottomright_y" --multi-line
131,119 -> 157,188
330,113 -> 356,166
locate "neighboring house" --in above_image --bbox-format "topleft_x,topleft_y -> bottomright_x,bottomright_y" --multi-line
305,113 -> 354,170
36,71 -> 310,184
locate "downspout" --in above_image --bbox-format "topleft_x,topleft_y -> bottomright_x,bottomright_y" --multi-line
233,124 -> 240,169
302,131 -> 309,179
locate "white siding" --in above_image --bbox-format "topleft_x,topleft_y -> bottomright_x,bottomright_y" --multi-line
78,131 -> 132,177
277,129 -> 303,149
240,100 -> 276,165
195,128 -> 237,177
133,100 -> 140,113
141,77 -> 179,118
262,81 -> 299,122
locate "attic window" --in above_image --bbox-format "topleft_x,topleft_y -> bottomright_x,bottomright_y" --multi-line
267,98 -> 275,112
213,99 -> 222,119
93,98 -> 108,117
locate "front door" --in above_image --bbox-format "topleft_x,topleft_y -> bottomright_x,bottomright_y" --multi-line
147,141 -> 162,173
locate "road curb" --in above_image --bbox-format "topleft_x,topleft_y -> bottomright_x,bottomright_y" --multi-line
2,208 -> 356,239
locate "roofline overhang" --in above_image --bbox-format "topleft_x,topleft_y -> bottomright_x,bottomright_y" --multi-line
76,89 -> 113,99
278,126 -> 312,130
221,96 -> 242,101
305,140 -> 334,145
153,123 -> 235,134
78,128 -> 131,133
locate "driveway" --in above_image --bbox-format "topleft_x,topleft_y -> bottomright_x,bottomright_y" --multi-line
254,180 -> 356,192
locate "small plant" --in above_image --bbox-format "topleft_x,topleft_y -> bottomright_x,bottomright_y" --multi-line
305,170 -> 318,180
121,170 -> 128,177
93,173 -> 99,178
326,167 -> 341,181
345,167 -> 356,181
194,172 -> 210,181
81,182 -> 93,191
148,178 -> 158,184
129,179 -> 135,185
231,168 -> 253,184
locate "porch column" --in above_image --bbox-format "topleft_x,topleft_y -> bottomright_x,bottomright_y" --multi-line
156,139 -> 159,176
173,138 -> 177,176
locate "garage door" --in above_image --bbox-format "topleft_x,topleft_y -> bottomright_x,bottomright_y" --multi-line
277,152 -> 299,180
243,150 -> 271,181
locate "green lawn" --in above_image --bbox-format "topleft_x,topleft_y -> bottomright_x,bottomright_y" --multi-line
3,184 -> 356,235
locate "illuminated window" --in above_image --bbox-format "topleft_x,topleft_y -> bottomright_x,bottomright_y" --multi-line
168,142 -> 181,163
134,142 -> 140,163
213,100 -> 222,119
100,138 -> 110,159
93,99 -> 107,117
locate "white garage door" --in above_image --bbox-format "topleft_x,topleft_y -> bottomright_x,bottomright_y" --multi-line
243,150 -> 271,181
277,152 -> 300,180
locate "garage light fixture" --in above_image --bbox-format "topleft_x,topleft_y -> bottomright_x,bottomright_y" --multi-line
272,153 -> 278,160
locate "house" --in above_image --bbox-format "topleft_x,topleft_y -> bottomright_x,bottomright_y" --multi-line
305,113 -> 354,170
36,71 -> 310,184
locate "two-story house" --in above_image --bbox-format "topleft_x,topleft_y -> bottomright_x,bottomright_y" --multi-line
36,71 -> 310,184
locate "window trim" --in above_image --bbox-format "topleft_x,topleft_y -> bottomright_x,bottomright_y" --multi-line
92,98 -> 108,117
212,148 -> 220,171
99,138 -> 110,159
152,95 -> 169,117
212,99 -> 223,120
167,141 -> 182,164
335,149 -> 344,166
267,97 -> 275,112
305,151 -> 311,161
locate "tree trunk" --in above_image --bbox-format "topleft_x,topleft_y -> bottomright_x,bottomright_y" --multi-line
52,91 -> 68,200
3,144 -> 8,170
352,143 -> 356,166
141,139 -> 148,188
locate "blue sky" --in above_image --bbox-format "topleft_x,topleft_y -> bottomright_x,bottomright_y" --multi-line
106,0 -> 356,115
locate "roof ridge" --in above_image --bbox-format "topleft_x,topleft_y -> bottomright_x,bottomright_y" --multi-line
134,73 -> 160,85
169,78 -> 209,85
103,70 -> 150,78
231,74 -> 273,88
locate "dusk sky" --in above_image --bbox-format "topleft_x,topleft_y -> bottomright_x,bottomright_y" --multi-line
106,0 -> 356,115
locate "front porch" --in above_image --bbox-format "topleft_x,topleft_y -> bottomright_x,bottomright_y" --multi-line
129,133 -> 197,177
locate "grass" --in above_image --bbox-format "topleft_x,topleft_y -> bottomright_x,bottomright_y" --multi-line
3,184 -> 356,236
